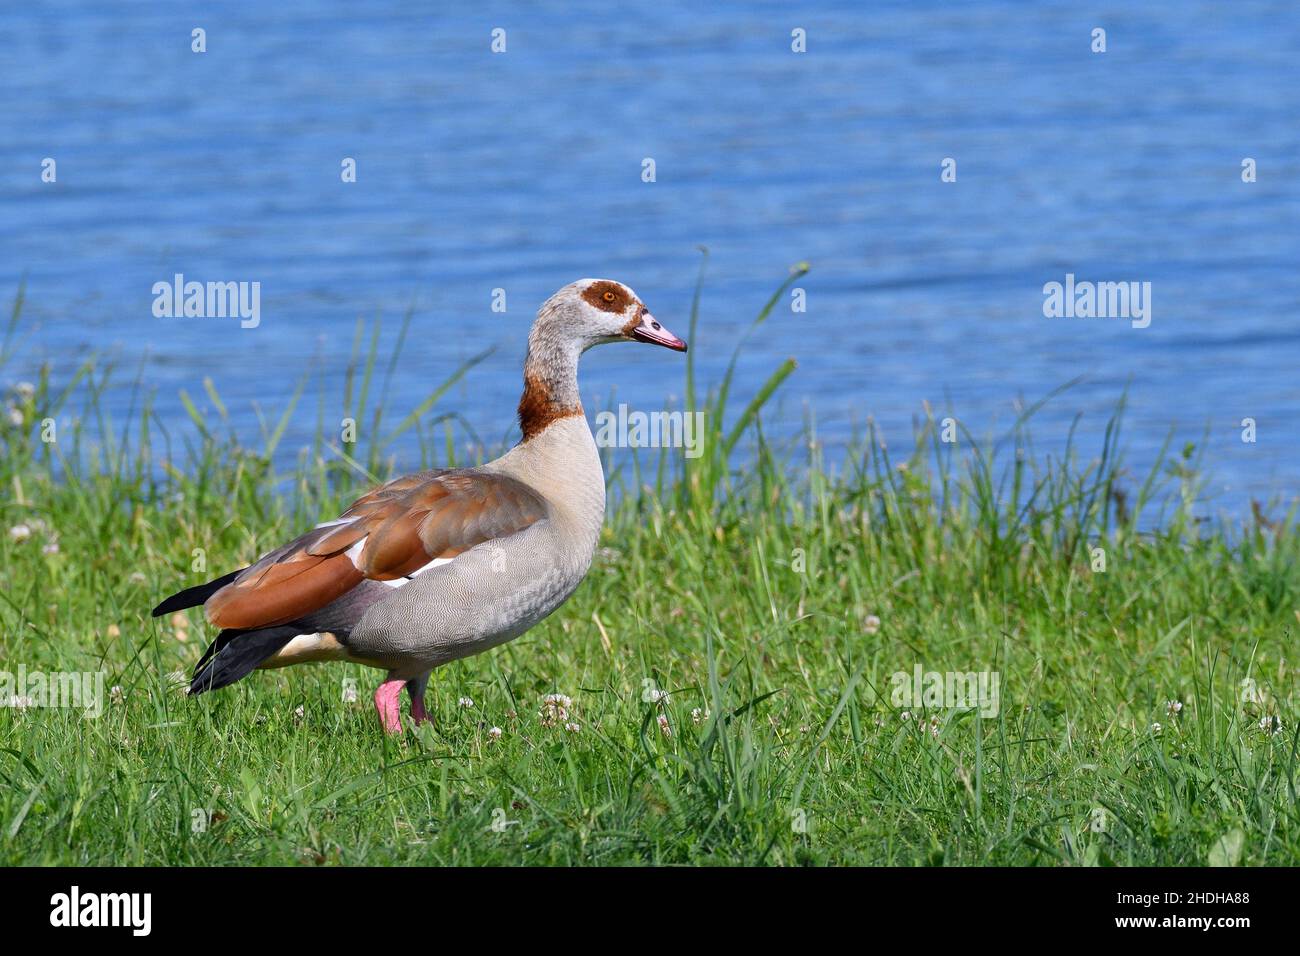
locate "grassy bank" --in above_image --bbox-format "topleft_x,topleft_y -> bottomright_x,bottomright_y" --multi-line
2,272 -> 1298,866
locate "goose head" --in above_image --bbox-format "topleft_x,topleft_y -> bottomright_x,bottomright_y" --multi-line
533,278 -> 687,354
518,278 -> 687,441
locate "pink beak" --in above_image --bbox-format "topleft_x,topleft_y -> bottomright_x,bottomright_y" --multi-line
630,312 -> 688,352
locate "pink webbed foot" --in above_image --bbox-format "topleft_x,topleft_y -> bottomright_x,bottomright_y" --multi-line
373,679 -> 405,734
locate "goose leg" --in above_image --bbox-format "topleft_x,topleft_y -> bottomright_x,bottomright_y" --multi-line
407,671 -> 432,725
373,677 -> 405,734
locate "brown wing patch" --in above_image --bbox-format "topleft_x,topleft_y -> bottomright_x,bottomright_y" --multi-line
581,280 -> 632,314
205,551 -> 363,630
204,470 -> 549,629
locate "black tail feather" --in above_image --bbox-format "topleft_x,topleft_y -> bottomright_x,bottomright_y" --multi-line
151,569 -> 245,618
188,626 -> 300,695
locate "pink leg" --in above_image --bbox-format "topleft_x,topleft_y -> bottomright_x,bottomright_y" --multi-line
373,678 -> 405,734
407,673 -> 432,726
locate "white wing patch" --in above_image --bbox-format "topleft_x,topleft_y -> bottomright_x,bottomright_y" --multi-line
338,533 -> 453,588
377,556 -> 453,588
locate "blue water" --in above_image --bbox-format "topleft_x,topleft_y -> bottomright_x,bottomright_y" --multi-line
2,1 -> 1297,511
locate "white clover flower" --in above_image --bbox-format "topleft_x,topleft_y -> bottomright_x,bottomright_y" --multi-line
657,714 -> 671,737
564,721 -> 581,733
293,705 -> 305,723
1151,722 -> 1163,735
864,614 -> 881,635
487,726 -> 503,740
539,693 -> 573,727
14,382 -> 35,398
6,407 -> 22,427
8,524 -> 32,542
648,688 -> 669,704
691,707 -> 707,724
900,711 -> 912,722
458,696 -> 475,709
1166,700 -> 1183,716
1259,715 -> 1281,736
41,541 -> 59,555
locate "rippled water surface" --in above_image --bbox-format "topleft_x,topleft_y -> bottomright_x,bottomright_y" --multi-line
3,1 -> 1297,510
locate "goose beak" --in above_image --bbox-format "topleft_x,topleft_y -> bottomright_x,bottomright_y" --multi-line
630,312 -> 688,352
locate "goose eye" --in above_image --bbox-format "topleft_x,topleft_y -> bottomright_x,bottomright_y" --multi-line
603,291 -> 615,302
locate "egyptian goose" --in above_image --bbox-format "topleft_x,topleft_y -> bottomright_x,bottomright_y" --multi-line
152,279 -> 686,732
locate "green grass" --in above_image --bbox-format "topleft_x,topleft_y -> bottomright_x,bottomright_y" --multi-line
2,267 -> 1298,866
